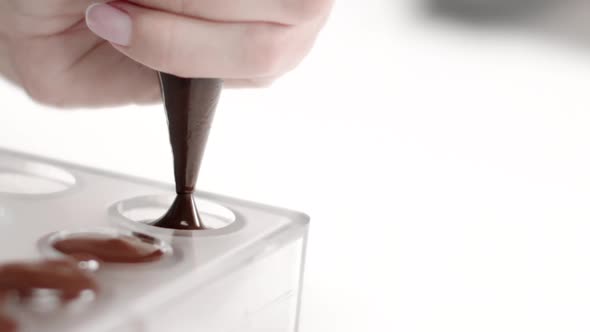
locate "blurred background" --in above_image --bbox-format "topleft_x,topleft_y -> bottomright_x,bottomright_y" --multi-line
3,0 -> 590,331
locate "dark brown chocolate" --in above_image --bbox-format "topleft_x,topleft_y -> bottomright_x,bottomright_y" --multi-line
152,74 -> 223,230
151,194 -> 200,230
52,235 -> 164,264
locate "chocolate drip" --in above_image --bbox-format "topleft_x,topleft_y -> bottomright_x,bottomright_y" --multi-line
152,74 -> 222,230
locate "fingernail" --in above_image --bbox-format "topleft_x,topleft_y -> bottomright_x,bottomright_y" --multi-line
86,3 -> 132,46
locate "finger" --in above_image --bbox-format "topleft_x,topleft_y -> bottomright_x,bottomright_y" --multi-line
85,2 -> 313,79
224,77 -> 277,89
7,0 -> 103,18
15,27 -> 160,107
132,0 -> 332,25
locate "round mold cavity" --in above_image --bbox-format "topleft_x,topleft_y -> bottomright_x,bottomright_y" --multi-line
38,227 -> 175,270
0,157 -> 76,195
111,195 -> 243,237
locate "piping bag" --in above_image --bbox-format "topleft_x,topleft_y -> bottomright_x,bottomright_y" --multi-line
150,73 -> 223,230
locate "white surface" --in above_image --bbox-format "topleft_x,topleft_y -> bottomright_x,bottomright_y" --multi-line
3,0 -> 590,331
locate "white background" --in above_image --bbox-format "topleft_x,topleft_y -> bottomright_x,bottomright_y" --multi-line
3,0 -> 590,331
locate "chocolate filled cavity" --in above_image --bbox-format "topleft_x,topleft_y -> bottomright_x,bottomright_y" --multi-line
52,234 -> 164,264
151,74 -> 223,230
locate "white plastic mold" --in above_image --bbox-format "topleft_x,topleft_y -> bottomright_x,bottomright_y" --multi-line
0,148 -> 309,332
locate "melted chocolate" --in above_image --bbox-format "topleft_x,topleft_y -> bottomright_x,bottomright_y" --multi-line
152,74 -> 223,230
52,234 -> 164,264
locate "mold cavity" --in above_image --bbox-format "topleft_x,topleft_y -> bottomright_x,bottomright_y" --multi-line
39,228 -> 172,265
114,195 -> 236,230
0,157 -> 76,195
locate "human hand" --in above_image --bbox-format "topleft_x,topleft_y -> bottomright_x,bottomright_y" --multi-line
0,0 -> 332,107
0,259 -> 98,301
0,259 -> 98,331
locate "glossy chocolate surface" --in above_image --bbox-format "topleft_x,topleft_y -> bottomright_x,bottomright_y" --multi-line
53,234 -> 164,264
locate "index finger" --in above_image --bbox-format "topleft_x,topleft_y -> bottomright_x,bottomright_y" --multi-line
130,0 -> 331,25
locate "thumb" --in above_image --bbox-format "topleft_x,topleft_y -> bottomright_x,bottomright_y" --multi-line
85,1 -> 297,78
